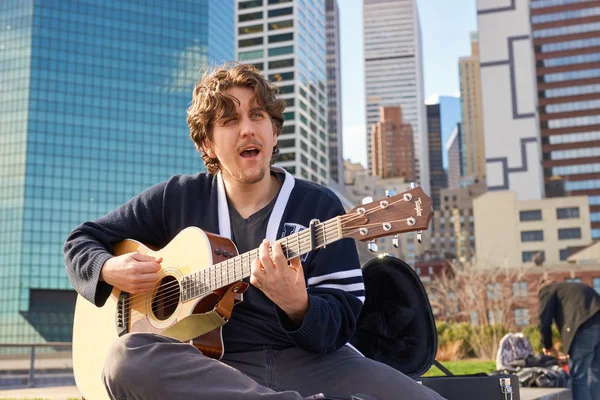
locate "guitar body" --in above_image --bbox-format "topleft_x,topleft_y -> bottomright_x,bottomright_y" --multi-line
70,186 -> 434,400
72,227 -> 245,400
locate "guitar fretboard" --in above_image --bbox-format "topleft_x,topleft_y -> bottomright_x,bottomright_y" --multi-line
180,219 -> 341,301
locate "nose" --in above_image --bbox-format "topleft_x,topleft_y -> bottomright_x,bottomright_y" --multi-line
239,115 -> 256,138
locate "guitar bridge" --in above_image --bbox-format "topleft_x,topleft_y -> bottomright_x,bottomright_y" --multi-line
116,292 -> 130,336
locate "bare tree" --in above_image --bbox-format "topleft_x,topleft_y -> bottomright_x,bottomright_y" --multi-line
426,259 -> 537,359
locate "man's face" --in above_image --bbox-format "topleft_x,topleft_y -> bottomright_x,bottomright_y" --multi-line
204,86 -> 278,185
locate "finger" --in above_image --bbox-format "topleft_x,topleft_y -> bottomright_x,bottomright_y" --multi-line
131,273 -> 160,284
251,259 -> 265,274
289,256 -> 303,273
271,242 -> 287,267
131,252 -> 163,263
134,261 -> 162,273
259,240 -> 275,271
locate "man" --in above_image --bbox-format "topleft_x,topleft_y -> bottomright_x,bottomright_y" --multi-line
538,279 -> 600,400
64,63 -> 443,400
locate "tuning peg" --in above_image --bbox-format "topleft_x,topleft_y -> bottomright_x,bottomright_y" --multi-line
362,196 -> 373,205
417,231 -> 423,244
410,182 -> 418,189
393,235 -> 399,248
385,189 -> 396,197
368,240 -> 378,252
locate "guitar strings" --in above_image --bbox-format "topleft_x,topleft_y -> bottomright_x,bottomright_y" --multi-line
120,198 -> 416,314
125,226 -> 342,314
122,203 -> 416,313
122,222 -> 342,310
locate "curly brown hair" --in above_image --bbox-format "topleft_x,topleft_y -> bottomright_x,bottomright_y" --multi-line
187,62 -> 286,174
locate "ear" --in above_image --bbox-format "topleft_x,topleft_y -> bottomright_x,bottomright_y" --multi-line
202,140 -> 217,159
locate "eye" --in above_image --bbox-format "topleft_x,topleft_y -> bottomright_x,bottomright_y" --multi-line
251,111 -> 265,118
222,117 -> 237,125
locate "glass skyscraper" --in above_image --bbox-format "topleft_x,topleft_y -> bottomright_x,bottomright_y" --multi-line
0,0 -> 234,344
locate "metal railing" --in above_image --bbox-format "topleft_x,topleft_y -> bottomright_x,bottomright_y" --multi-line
0,342 -> 73,388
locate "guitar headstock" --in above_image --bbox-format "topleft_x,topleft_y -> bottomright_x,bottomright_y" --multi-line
341,186 -> 434,242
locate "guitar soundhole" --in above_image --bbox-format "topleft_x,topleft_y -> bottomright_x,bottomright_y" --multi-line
151,275 -> 180,321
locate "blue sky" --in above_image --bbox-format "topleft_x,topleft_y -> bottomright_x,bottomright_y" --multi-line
339,0 -> 478,167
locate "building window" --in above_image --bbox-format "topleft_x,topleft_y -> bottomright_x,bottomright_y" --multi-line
416,267 -> 421,275
514,308 -> 530,327
269,20 -> 293,30
268,45 -> 294,57
557,207 -> 580,219
520,210 -> 542,221
593,277 -> 600,293
522,251 -> 545,263
470,311 -> 479,326
487,283 -> 502,300
558,228 -> 582,240
238,24 -> 263,35
488,310 -> 503,325
565,277 -> 581,283
521,230 -> 544,242
269,71 -> 294,82
281,125 -> 294,134
239,0 -> 263,9
512,281 -> 528,297
428,266 -> 433,276
278,84 -> 294,95
269,0 -> 292,4
238,49 -> 264,60
239,37 -> 264,47
560,249 -> 569,261
268,6 -> 293,17
239,11 -> 263,22
276,152 -> 295,162
278,138 -> 295,149
269,33 -> 294,43
269,59 -> 294,69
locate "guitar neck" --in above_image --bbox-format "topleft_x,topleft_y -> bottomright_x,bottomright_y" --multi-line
180,217 -> 342,301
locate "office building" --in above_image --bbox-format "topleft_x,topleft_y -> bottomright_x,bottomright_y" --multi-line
325,0 -> 343,184
426,104 -> 446,210
458,32 -> 486,181
447,124 -> 463,189
371,106 -> 415,180
0,0 -> 233,343
363,0 -> 429,195
476,0 -> 544,200
530,0 -> 600,240
236,0 -> 329,185
474,191 -> 592,267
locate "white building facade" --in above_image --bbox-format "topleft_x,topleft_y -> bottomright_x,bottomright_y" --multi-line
236,0 -> 329,185
476,0 -> 544,200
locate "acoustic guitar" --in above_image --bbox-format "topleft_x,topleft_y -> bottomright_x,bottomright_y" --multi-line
72,187 -> 433,399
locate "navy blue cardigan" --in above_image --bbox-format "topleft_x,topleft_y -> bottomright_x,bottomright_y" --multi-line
64,169 -> 364,354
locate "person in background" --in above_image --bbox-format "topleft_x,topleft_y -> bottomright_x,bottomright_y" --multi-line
538,278 -> 600,400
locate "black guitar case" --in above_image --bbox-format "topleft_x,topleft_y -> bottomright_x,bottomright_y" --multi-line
349,255 -> 519,400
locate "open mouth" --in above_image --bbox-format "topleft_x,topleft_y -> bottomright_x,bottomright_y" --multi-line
240,147 -> 260,158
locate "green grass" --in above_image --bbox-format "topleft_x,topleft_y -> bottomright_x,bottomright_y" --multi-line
423,360 -> 497,377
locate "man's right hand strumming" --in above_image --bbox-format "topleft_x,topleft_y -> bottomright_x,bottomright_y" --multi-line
100,252 -> 162,294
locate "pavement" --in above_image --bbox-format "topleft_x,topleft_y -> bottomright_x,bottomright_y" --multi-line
0,386 -> 573,400
0,385 -> 81,399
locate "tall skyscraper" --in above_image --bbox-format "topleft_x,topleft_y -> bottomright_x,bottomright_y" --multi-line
438,96 -> 462,170
0,0 -> 233,343
477,0 -> 544,200
236,0 -> 329,185
530,0 -> 600,240
325,0 -> 343,185
458,32 -> 486,181
371,106 -> 415,180
426,104 -> 446,210
363,0 -> 429,195
447,124 -> 464,189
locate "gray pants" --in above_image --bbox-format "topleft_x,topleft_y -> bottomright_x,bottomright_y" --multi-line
103,333 -> 445,400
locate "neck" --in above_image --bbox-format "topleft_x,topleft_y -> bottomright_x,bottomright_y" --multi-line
222,169 -> 280,219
